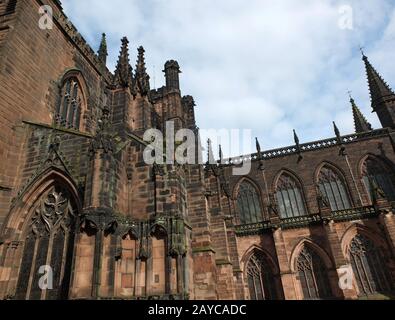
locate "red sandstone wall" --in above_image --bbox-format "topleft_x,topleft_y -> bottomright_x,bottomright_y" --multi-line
0,0 -> 106,228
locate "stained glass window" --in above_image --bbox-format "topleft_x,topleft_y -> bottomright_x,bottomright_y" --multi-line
246,251 -> 278,300
15,187 -> 76,300
350,234 -> 392,296
55,77 -> 83,130
236,182 -> 263,224
297,246 -> 332,300
276,174 -> 307,218
362,158 -> 395,202
318,166 -> 351,211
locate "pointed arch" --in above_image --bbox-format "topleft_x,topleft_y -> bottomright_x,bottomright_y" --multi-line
57,69 -> 90,100
241,245 -> 280,275
316,163 -> 352,211
122,227 -> 139,241
150,223 -> 168,238
234,178 -> 264,224
359,154 -> 395,202
290,238 -> 334,272
291,239 -> 334,300
341,224 -> 393,296
3,169 -> 82,300
54,69 -> 89,131
242,246 -> 282,300
349,233 -> 393,296
274,170 -> 308,219
2,167 -> 81,238
341,223 -> 387,256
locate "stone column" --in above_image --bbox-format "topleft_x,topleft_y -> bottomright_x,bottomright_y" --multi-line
272,228 -> 297,300
378,210 -> 395,283
323,220 -> 358,300
177,255 -> 184,295
91,228 -> 104,299
380,211 -> 395,256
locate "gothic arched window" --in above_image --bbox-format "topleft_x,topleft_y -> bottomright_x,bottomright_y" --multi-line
246,251 -> 279,300
15,186 -> 77,300
236,181 -> 263,224
349,234 -> 392,296
362,158 -> 395,202
55,77 -> 83,130
297,246 -> 332,300
318,166 -> 351,211
275,173 -> 307,219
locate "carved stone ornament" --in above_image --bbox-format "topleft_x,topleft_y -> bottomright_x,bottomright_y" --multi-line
31,189 -> 75,235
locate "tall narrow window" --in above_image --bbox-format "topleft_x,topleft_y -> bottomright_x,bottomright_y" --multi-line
349,234 -> 392,296
246,251 -> 279,300
55,77 -> 83,130
362,158 -> 395,202
15,186 -> 77,300
297,246 -> 332,300
275,173 -> 307,219
318,166 -> 351,211
236,181 -> 263,224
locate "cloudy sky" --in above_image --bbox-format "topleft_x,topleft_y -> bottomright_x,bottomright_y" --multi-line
62,0 -> 395,157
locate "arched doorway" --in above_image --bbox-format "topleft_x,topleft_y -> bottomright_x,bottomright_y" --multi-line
14,185 -> 78,300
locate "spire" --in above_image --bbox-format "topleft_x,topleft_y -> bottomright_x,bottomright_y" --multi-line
293,130 -> 303,160
134,46 -> 150,95
293,129 -> 300,147
255,137 -> 261,155
350,96 -> 373,133
333,121 -> 341,142
98,33 -> 108,65
114,37 -> 133,88
362,53 -> 395,110
333,121 -> 347,156
256,137 -> 265,170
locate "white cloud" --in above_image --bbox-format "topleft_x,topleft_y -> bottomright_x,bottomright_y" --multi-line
62,0 -> 395,156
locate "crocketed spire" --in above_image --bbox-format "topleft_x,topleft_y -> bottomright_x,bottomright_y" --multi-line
350,96 -> 373,133
134,46 -> 150,95
98,33 -> 108,65
362,53 -> 395,110
113,37 -> 133,88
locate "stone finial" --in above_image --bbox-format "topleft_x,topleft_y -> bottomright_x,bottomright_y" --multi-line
113,37 -> 133,88
98,33 -> 108,65
350,96 -> 373,133
134,46 -> 150,96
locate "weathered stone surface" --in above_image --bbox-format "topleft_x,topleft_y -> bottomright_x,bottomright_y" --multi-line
0,0 -> 394,301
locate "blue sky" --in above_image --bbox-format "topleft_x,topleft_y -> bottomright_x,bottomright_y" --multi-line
62,0 -> 395,157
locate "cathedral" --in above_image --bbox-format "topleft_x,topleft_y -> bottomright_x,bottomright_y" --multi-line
0,0 -> 395,300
